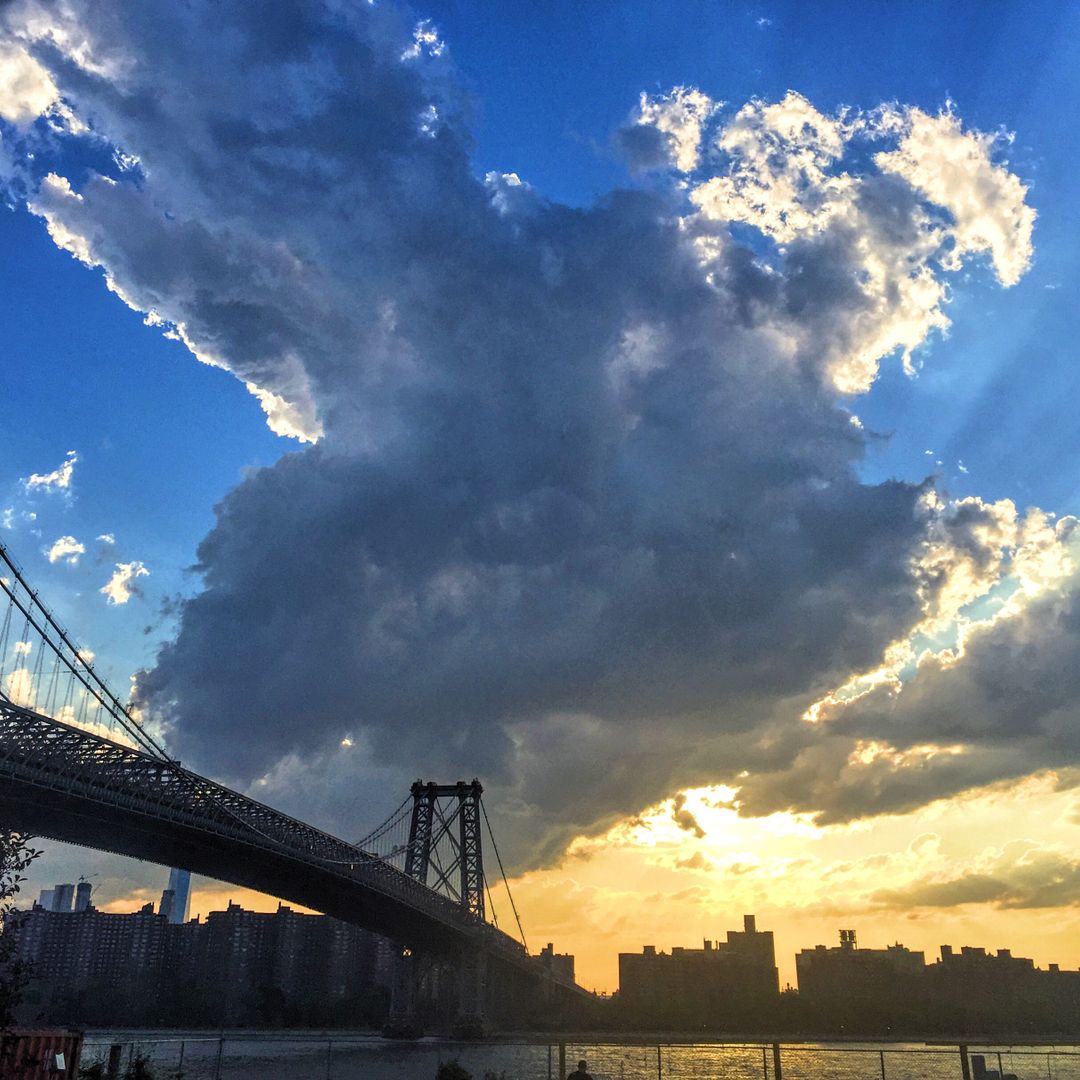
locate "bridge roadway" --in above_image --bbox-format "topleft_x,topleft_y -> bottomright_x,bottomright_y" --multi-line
0,699 -> 540,979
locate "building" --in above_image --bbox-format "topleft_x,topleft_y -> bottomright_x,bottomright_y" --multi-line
795,930 -> 926,1031
796,932 -> 1080,1035
538,942 -> 575,985
928,944 -> 1080,1034
50,883 -> 74,913
74,881 -> 93,912
161,868 -> 191,924
619,915 -> 779,1029
11,897 -> 394,1028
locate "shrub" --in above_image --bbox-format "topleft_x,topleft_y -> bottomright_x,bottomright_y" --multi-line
436,1060 -> 473,1080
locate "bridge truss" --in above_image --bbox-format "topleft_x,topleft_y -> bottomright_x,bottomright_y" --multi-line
0,540 -> 544,982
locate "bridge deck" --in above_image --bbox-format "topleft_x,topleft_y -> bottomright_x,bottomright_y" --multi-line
0,700 -> 530,968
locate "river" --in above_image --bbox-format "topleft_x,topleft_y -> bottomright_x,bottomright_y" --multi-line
79,1031 -> 1080,1080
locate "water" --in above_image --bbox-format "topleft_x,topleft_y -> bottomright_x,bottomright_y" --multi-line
79,1032 -> 1080,1080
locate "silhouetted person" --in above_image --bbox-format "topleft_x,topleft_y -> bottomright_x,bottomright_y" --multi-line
567,1060 -> 593,1080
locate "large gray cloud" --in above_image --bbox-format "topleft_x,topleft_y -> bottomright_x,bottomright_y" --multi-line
0,0 -> 1047,865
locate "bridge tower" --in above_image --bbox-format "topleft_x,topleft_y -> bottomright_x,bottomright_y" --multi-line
391,779 -> 489,1035
403,779 -> 485,919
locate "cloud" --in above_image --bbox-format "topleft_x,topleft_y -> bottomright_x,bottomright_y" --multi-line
97,533 -> 115,545
100,561 -> 149,605
733,515 -> 1080,825
672,794 -> 706,839
690,93 -> 1034,393
619,87 -> 719,173
874,843 -> 1080,910
0,42 -> 58,126
4,665 -> 35,707
23,450 -> 77,492
401,19 -> 445,61
46,534 -> 85,565
875,107 -> 1036,287
0,1 -> 1047,867
691,92 -> 853,238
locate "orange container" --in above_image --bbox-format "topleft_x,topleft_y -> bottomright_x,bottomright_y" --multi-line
1,1029 -> 83,1078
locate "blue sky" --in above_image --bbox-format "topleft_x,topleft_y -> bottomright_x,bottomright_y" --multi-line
426,0 -> 1080,506
3,0 -> 1080,984
5,2 -> 1079,642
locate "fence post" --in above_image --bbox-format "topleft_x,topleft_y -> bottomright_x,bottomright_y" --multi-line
178,1040 -> 186,1077
657,1044 -> 662,1079
548,1043 -> 553,1080
880,1049 -> 886,1080
998,1052 -> 1005,1080
762,1046 -> 769,1079
214,1036 -> 225,1080
558,1041 -> 566,1080
326,1037 -> 333,1080
772,1042 -> 783,1080
106,1044 -> 122,1080
959,1045 -> 971,1080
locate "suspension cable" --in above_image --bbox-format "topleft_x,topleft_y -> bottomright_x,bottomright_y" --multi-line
354,793 -> 414,849
0,540 -> 478,887
480,797 -> 528,953
484,876 -> 500,930
0,540 -> 171,759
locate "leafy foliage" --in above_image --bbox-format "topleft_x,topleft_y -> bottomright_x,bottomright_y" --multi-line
0,830 -> 41,1031
435,1061 -> 473,1080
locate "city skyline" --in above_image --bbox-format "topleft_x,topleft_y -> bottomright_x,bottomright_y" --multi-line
17,888 -> 1080,996
3,0 -> 1080,999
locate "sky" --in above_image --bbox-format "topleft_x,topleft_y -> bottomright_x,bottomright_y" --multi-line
1,0 -> 1080,992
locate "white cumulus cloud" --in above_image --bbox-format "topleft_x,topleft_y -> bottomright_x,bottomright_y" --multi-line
46,535 -> 85,565
689,92 -> 1034,393
0,41 -> 58,125
875,107 -> 1035,287
23,450 -> 78,492
630,86 -> 719,173
100,561 -> 149,605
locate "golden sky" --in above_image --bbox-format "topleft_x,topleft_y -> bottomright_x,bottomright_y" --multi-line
90,769 -> 1080,995
488,774 -> 1080,992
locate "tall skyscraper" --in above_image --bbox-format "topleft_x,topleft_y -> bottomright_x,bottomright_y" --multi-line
75,881 -> 93,912
158,888 -> 176,921
51,883 -> 75,912
164,868 -> 191,924
37,889 -> 55,910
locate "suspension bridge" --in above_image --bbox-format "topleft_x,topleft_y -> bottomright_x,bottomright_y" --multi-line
0,540 -> 581,1028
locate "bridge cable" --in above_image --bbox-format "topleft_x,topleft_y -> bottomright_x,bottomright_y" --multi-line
0,542 -> 363,861
480,797 -> 528,953
0,540 -> 471,891
484,876 -> 500,930
353,793 -> 413,850
0,540 -> 374,860
0,540 -> 171,760
0,599 -> 12,686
